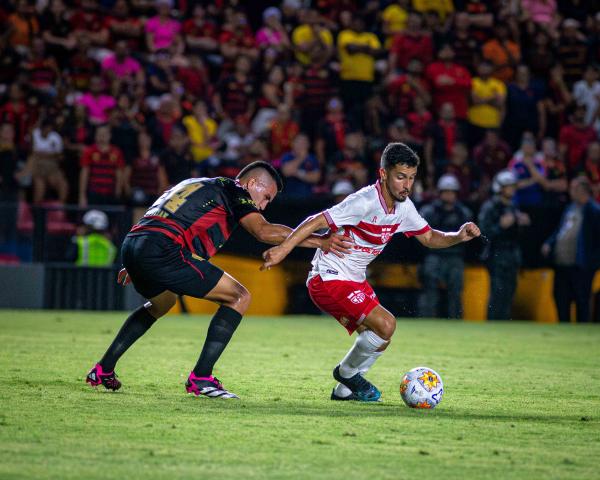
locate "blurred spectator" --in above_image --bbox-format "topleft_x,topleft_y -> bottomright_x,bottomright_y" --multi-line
542,177 -> 600,322
70,0 -> 109,52
326,131 -> 369,191
559,104 -> 598,175
20,37 -> 60,101
331,178 -> 355,203
145,51 -> 175,106
72,209 -> 117,267
425,43 -> 472,121
473,129 -> 512,197
253,65 -> 292,135
0,37 -> 21,93
146,94 -> 181,152
389,12 -> 433,72
299,58 -> 338,139
280,133 -> 320,198
540,137 -> 568,206
65,36 -> 98,92
159,125 -> 196,186
8,0 -> 40,53
572,65 -> 600,130
41,0 -> 76,68
292,9 -> 334,66
182,4 -> 219,57
315,97 -> 351,167
444,142 -> 477,202
176,55 -> 209,102
127,130 -> 168,207
269,104 -> 299,163
145,0 -> 182,54
101,41 -> 144,92
381,0 -> 410,47
424,102 -> 468,182
182,99 -> 218,167
482,22 -> 521,83
520,0 -> 559,38
406,96 -> 433,150
0,123 -> 25,251
108,95 -> 140,165
79,125 -> 126,207
214,55 -> 255,124
107,0 -> 145,52
413,0 -> 454,21
418,174 -> 472,319
77,76 -> 117,126
467,60 -> 507,147
509,134 -> 545,207
219,10 -> 259,74
448,12 -> 479,73
542,63 -> 572,139
524,29 -> 556,83
385,59 -> 431,120
502,65 -> 544,150
256,7 -> 291,54
583,142 -> 600,202
26,118 -> 68,204
337,15 -> 382,129
479,170 -> 531,320
0,83 -> 38,149
556,19 -> 587,86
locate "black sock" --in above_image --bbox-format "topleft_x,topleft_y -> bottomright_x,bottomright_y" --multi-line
193,305 -> 242,377
99,306 -> 157,372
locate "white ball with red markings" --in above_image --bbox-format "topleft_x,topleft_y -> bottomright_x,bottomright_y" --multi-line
400,366 -> 444,409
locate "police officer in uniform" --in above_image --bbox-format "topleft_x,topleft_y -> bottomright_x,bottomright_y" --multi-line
418,174 -> 473,318
478,170 -> 530,320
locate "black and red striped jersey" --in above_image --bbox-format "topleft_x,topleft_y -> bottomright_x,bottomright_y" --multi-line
130,177 -> 259,259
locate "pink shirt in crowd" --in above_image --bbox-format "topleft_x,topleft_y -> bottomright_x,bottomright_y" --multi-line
255,28 -> 285,48
77,93 -> 117,123
520,0 -> 557,25
145,16 -> 181,50
101,55 -> 141,79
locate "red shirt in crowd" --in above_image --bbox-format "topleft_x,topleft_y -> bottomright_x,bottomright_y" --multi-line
407,110 -> 432,144
425,61 -> 472,119
387,74 -> 430,118
390,33 -> 433,71
80,145 -> 125,196
559,125 -> 597,172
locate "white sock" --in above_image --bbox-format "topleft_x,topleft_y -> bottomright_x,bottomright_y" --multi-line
338,330 -> 387,378
334,351 -> 383,397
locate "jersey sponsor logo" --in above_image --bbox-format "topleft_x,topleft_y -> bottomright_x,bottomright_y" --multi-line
325,269 -> 338,275
380,226 -> 394,243
347,290 -> 366,304
353,245 -> 382,255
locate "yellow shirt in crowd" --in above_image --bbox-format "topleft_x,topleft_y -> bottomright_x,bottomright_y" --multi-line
292,24 -> 334,65
467,77 -> 507,128
412,0 -> 454,20
182,115 -> 218,163
337,30 -> 381,83
382,4 -> 408,47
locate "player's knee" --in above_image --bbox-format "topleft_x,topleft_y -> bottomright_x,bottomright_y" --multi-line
226,284 -> 251,314
379,315 -> 396,340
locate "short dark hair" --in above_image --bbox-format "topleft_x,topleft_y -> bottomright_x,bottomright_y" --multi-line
236,161 -> 283,192
380,142 -> 420,170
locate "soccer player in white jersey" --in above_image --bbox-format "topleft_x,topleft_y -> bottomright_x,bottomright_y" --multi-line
262,143 -> 481,402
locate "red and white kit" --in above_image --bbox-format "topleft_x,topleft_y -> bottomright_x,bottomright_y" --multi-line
307,182 -> 430,333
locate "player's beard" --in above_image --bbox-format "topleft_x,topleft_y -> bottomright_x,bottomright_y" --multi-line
392,189 -> 410,202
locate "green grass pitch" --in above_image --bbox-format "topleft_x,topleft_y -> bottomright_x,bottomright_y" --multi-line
0,311 -> 598,479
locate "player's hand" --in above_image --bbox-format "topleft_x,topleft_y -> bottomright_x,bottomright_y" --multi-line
321,233 -> 354,258
541,243 -> 551,257
458,222 -> 480,242
117,268 -> 131,286
260,245 -> 289,271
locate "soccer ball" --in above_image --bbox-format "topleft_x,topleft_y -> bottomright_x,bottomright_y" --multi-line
400,366 -> 444,409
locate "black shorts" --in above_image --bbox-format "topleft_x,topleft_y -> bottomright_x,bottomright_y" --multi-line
121,232 -> 224,299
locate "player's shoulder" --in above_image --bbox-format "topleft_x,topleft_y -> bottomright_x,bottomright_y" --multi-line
336,184 -> 379,207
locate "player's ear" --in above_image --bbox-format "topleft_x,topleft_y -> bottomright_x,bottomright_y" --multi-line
379,167 -> 386,182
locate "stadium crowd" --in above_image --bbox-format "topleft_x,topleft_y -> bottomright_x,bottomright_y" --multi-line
0,0 -> 599,320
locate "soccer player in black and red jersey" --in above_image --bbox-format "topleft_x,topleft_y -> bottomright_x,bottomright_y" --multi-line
86,161 -> 352,398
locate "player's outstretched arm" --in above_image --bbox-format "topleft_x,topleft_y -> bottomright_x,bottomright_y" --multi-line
260,212 -> 330,270
240,212 -> 352,256
415,222 -> 481,249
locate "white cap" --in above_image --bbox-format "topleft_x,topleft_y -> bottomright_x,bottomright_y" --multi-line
83,210 -> 109,231
332,180 -> 355,196
437,174 -> 460,192
492,170 -> 517,193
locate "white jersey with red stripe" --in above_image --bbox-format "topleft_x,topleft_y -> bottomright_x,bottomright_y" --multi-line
308,181 -> 430,283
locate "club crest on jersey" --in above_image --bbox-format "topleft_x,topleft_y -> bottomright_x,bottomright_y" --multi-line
347,290 -> 366,304
380,226 -> 394,243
